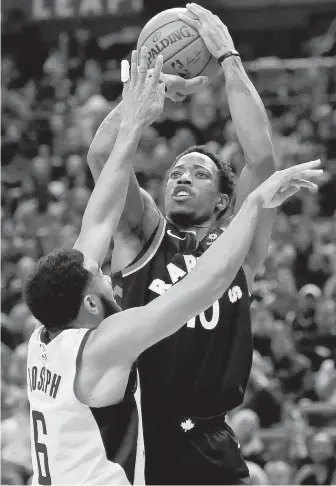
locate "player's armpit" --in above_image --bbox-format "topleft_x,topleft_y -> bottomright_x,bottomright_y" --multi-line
234,162 -> 276,291
75,336 -> 134,407
111,189 -> 162,274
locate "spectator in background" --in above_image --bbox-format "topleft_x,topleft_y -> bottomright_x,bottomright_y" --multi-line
241,351 -> 283,428
270,325 -> 312,399
246,461 -> 268,485
295,432 -> 336,485
230,409 -> 268,468
264,461 -> 292,485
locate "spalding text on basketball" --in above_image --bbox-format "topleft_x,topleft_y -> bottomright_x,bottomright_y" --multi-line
147,25 -> 194,67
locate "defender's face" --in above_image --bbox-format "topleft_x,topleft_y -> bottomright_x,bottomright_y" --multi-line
92,270 -> 121,318
165,153 -> 221,227
84,260 -> 121,321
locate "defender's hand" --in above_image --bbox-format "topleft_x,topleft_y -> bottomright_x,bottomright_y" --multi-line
178,3 -> 235,60
160,72 -> 208,102
255,159 -> 323,209
122,47 -> 165,128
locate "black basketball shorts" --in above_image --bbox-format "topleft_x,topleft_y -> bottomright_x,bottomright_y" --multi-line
144,418 -> 251,485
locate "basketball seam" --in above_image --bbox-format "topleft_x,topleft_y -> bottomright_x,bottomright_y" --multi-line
142,34 -> 213,78
138,19 -> 197,49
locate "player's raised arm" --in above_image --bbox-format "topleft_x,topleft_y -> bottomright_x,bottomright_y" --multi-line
74,50 -> 165,266
87,57 -> 208,235
179,4 -> 277,288
87,160 -> 322,366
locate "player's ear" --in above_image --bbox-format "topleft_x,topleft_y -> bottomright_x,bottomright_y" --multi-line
216,194 -> 229,212
83,294 -> 100,315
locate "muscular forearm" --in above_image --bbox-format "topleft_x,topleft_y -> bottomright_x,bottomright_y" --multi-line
193,193 -> 262,297
87,102 -> 123,182
82,122 -> 142,230
87,101 -> 146,229
221,56 -> 275,169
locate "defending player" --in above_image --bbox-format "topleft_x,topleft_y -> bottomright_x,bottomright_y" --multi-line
25,52 -> 164,486
87,6 -> 322,485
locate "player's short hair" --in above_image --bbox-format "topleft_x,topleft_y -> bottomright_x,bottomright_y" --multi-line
24,249 -> 91,330
173,145 -> 236,200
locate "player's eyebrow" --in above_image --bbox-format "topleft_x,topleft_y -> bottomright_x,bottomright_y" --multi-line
172,163 -> 212,173
193,164 -> 212,173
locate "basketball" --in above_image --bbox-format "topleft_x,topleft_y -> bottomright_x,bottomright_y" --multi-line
137,8 -> 220,80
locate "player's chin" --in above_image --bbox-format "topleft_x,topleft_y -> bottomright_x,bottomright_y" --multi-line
167,195 -> 195,209
167,201 -> 196,217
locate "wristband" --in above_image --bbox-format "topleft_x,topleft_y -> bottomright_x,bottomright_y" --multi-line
218,50 -> 240,65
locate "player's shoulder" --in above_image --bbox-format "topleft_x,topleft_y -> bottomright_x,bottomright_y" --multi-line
29,324 -> 43,343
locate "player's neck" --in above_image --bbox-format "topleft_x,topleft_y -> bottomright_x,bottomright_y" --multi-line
176,220 -> 218,244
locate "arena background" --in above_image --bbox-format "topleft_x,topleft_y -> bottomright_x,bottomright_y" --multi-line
1,0 -> 336,484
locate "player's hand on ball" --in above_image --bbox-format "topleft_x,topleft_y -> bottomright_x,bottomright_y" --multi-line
160,72 -> 208,102
122,47 -> 165,128
255,159 -> 323,209
178,3 -> 235,60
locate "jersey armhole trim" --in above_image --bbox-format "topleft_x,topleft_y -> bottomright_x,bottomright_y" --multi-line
74,328 -> 95,405
121,216 -> 167,277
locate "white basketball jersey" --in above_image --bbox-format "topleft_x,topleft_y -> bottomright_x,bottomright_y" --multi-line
27,326 -> 145,485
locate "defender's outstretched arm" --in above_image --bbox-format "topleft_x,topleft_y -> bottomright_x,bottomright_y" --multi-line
74,51 -> 165,267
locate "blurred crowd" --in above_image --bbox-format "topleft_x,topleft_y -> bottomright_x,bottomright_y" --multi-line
1,8 -> 336,486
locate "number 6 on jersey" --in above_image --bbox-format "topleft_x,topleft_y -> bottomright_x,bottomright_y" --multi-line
32,410 -> 51,485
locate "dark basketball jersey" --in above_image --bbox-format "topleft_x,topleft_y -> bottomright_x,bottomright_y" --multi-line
114,216 -> 253,426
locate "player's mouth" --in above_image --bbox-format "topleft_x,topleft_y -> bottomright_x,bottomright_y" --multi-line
172,186 -> 193,201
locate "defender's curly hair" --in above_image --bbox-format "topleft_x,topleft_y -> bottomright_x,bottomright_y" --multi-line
24,249 -> 91,330
173,145 -> 236,202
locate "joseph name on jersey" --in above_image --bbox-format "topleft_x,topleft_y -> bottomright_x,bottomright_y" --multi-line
27,326 -> 144,485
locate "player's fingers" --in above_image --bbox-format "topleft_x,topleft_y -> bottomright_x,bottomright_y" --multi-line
213,15 -> 225,28
186,4 -> 207,23
157,82 -> 166,107
290,159 -> 321,175
148,55 -> 163,91
121,60 -> 130,90
300,169 -> 324,179
178,13 -> 200,30
280,185 -> 300,201
182,75 -> 209,94
130,50 -> 138,88
138,46 -> 148,85
171,93 -> 187,102
294,179 -> 318,191
188,3 -> 211,19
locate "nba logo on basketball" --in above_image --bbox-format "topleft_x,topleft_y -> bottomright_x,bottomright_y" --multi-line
40,343 -> 47,360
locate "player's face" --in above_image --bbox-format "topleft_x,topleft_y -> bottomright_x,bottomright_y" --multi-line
84,261 -> 121,321
165,153 -> 222,227
93,271 -> 121,318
